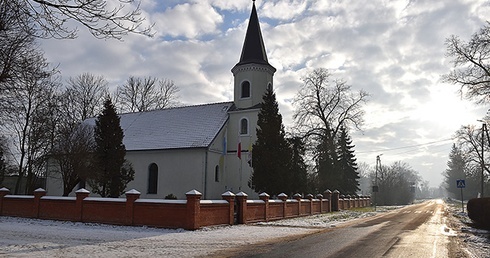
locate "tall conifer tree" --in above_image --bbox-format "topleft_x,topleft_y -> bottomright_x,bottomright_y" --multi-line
287,136 -> 308,194
336,126 -> 360,194
91,98 -> 134,197
250,88 -> 291,196
443,144 -> 466,198
316,131 -> 339,192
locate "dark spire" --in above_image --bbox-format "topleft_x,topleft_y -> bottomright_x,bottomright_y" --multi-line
236,0 -> 270,66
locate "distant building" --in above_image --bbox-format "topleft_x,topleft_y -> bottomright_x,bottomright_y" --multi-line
46,1 -> 276,199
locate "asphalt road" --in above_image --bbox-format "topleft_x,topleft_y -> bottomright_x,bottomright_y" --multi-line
228,200 -> 456,258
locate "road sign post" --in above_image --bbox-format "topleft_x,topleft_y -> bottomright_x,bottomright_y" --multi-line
457,179 -> 465,213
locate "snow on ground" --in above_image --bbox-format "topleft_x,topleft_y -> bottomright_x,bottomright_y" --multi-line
0,201 -> 488,257
0,207 -> 390,257
445,200 -> 490,258
0,216 -> 317,257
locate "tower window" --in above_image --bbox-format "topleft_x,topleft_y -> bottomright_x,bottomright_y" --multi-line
215,165 -> 220,182
240,118 -> 249,135
148,163 -> 158,194
241,81 -> 251,98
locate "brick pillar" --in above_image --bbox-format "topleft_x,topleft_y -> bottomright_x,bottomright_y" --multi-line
236,192 -> 248,224
332,190 -> 340,211
306,194 -> 314,215
33,188 -> 46,218
222,191 -> 236,225
259,192 -> 270,222
0,187 -> 10,215
278,193 -> 288,219
293,193 -> 302,215
316,194 -> 323,214
186,190 -> 202,230
346,195 -> 351,209
125,189 -> 141,226
75,188 -> 90,221
324,190 -> 332,212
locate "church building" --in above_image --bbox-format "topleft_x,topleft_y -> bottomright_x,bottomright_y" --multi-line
46,1 -> 276,199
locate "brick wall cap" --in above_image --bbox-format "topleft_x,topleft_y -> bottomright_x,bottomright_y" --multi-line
221,191 -> 235,197
306,194 -> 314,198
259,192 -> 270,197
0,187 -> 9,192
125,189 -> 141,195
293,193 -> 302,198
316,194 -> 324,198
324,189 -> 332,194
278,193 -> 288,198
75,188 -> 90,194
186,189 -> 202,196
34,188 -> 46,193
236,191 -> 248,197
333,190 -> 340,194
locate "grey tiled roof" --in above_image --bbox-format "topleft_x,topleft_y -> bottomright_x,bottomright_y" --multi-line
85,102 -> 233,151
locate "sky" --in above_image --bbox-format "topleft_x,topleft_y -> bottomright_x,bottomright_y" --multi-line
40,0 -> 490,188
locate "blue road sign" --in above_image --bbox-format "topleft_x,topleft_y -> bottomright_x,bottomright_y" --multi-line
457,179 -> 466,189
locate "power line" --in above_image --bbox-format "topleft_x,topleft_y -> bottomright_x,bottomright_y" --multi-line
357,138 -> 454,154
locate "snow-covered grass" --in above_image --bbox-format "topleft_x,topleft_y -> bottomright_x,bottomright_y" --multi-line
0,206 -> 408,257
444,199 -> 490,257
0,207 -> 403,257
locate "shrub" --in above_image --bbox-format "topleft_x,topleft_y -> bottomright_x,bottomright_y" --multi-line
467,197 -> 490,229
165,193 -> 177,200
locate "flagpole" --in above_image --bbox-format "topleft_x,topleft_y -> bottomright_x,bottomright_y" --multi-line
239,155 -> 243,191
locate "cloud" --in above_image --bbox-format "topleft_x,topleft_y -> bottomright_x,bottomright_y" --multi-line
152,2 -> 223,39
39,0 -> 490,187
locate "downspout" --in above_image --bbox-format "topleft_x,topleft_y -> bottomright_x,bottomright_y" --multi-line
204,149 -> 208,199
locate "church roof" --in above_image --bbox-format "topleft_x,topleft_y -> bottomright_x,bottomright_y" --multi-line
236,1 -> 271,66
85,102 -> 233,151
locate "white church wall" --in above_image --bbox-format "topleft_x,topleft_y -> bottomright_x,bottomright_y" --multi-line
44,158 -> 66,196
125,148 -> 208,200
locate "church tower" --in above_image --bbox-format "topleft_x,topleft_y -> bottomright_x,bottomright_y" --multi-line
231,0 -> 276,109
226,0 -> 275,193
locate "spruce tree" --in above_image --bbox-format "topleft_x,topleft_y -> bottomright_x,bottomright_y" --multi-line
250,88 -> 291,196
0,147 -> 5,185
91,98 -> 134,197
336,126 -> 360,194
443,144 -> 466,199
316,131 -> 339,192
287,136 -> 308,194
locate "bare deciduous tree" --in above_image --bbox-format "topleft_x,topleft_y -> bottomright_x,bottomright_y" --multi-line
0,0 -> 37,86
63,73 -> 108,122
50,123 -> 94,196
1,49 -> 58,194
293,68 -> 368,140
370,161 -> 420,205
14,0 -> 153,39
444,23 -> 490,104
115,76 -> 180,113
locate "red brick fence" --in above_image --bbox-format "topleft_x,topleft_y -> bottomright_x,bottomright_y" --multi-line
0,187 -> 370,230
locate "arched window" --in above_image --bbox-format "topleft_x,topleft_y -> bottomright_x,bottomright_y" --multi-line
267,82 -> 272,91
240,118 -> 248,135
215,165 -> 219,182
241,81 -> 250,98
148,163 -> 158,194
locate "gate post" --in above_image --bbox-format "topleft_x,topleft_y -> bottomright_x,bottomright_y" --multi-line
236,192 -> 248,224
222,191 -> 236,225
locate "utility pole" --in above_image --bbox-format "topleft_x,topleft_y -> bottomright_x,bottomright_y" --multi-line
481,123 -> 486,197
374,154 -> 382,211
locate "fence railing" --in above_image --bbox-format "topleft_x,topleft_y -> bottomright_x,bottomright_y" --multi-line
0,187 -> 371,230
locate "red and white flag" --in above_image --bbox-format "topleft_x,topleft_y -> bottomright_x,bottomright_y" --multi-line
237,134 -> 242,159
